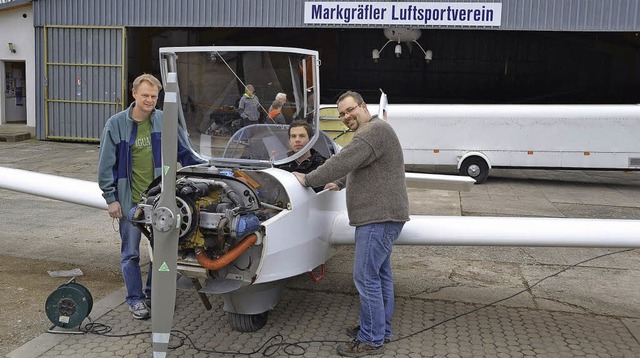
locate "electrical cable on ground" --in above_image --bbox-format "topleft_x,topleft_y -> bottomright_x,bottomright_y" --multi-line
52,248 -> 635,356
389,248 -> 635,343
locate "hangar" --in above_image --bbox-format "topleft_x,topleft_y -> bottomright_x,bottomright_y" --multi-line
0,0 -> 639,140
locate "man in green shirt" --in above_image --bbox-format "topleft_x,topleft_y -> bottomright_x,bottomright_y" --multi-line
98,74 -> 202,320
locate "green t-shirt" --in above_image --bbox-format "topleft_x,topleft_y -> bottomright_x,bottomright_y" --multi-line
131,119 -> 154,203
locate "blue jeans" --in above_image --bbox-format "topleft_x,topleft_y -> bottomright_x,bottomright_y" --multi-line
119,218 -> 152,307
354,221 -> 404,347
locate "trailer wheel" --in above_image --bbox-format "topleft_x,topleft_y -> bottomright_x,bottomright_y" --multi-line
459,157 -> 489,184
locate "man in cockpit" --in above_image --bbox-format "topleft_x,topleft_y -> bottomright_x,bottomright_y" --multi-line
276,121 -> 326,192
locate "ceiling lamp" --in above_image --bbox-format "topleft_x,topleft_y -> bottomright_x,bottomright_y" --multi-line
372,28 -> 433,63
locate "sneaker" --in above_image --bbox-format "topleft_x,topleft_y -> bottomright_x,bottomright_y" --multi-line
145,297 -> 151,308
346,325 -> 391,344
337,339 -> 383,357
129,301 -> 150,320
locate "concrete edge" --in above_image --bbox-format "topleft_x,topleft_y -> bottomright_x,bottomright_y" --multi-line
6,285 -> 128,358
621,318 -> 640,343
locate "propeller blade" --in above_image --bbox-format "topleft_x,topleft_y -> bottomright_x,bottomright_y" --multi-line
150,69 -> 180,357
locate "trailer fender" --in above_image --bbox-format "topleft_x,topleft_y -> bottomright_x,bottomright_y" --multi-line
457,153 -> 492,184
457,152 -> 491,170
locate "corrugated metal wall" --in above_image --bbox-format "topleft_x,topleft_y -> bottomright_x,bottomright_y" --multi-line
33,0 -> 308,28
33,0 -> 640,31
500,0 -> 640,31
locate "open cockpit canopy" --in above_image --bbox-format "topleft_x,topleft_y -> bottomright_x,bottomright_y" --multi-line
159,46 -> 335,168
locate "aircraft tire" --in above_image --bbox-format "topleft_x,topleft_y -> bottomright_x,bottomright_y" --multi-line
227,311 -> 269,332
459,157 -> 489,184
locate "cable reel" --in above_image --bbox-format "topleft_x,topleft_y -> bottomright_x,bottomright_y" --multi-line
45,278 -> 93,330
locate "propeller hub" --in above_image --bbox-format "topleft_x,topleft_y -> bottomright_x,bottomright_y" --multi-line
152,207 -> 177,232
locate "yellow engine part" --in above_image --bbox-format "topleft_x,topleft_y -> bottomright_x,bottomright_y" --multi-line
178,192 -> 222,250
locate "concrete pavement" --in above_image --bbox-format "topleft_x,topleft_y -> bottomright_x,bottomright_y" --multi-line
2,137 -> 640,357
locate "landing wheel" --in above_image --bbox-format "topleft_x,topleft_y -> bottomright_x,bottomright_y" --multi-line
227,311 -> 269,332
459,157 -> 489,184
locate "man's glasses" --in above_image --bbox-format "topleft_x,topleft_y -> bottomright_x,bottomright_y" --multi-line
338,104 -> 361,119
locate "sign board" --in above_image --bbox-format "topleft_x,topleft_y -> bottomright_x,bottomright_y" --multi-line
304,1 -> 502,26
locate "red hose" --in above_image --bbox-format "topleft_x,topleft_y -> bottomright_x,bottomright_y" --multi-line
196,234 -> 257,270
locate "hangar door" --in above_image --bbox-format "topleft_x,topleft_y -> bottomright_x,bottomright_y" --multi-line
44,26 -> 125,141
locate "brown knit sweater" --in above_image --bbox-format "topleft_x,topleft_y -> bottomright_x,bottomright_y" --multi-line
305,116 -> 409,226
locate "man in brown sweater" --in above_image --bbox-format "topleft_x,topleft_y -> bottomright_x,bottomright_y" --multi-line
293,91 -> 409,357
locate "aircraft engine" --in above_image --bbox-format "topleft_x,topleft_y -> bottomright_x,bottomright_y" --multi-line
132,169 -> 267,281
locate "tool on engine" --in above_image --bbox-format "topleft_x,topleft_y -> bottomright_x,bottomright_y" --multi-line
233,169 -> 260,189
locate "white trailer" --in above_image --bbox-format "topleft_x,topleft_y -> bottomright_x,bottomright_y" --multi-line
352,104 -> 640,183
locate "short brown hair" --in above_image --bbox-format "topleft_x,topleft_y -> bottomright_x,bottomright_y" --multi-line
288,120 -> 313,138
336,90 -> 364,106
133,74 -> 162,92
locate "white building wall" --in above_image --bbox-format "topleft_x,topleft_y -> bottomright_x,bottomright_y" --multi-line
0,5 -> 35,128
